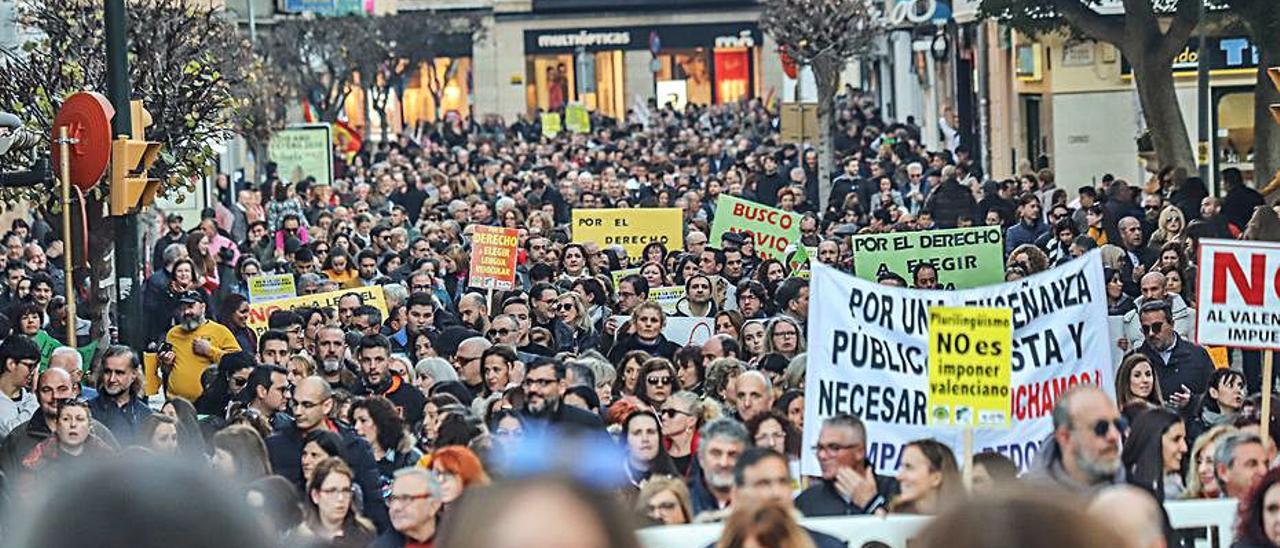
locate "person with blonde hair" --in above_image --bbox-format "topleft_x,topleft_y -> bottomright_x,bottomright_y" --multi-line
716,499 -> 816,548
635,476 -> 694,526
1183,424 -> 1237,499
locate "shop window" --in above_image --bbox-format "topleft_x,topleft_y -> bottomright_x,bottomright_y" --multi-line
526,52 -> 624,120
1216,90 -> 1255,184
657,49 -> 712,106
714,48 -> 750,103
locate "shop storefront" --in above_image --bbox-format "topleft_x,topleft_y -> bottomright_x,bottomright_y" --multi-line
523,22 -> 763,119
343,25 -> 475,136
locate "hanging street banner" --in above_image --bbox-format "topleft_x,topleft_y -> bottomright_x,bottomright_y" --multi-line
802,251 -> 1110,475
1196,239 -> 1280,350
268,125 -> 334,187
850,225 -> 1005,289
247,274 -> 298,304
928,306 -> 1014,429
468,226 -> 520,291
709,195 -> 802,260
572,207 -> 683,257
247,286 -> 387,337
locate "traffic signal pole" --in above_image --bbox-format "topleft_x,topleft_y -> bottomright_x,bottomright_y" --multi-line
106,0 -> 141,349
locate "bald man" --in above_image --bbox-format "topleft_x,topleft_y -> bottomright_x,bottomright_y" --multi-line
1089,485 -> 1168,548
48,346 -> 95,399
0,368 -> 117,474
265,376 -> 388,530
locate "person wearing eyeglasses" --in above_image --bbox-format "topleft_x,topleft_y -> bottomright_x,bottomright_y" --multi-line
520,360 -> 604,432
0,334 -> 41,437
372,467 -> 443,548
1025,385 -> 1124,493
795,413 -> 898,517
265,376 -> 389,532
1134,300 -> 1214,410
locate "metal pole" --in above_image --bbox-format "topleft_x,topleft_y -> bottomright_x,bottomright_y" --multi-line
106,0 -> 140,349
58,126 -> 77,348
247,0 -> 258,45
1196,0 -> 1210,187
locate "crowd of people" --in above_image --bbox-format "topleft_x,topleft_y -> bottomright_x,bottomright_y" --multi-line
0,87 -> 1278,547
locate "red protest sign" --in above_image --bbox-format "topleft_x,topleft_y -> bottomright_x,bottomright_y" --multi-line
469,225 -> 520,291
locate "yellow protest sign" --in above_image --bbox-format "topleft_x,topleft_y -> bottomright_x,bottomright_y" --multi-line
572,208 -> 683,258
565,104 -> 590,134
649,286 -> 686,314
541,112 -> 561,138
247,286 -> 388,337
248,274 -> 297,303
928,306 -> 1013,429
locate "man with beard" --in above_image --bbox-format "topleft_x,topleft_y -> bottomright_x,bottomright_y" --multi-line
688,418 -> 750,517
1026,385 -> 1125,492
519,360 -> 602,431
314,326 -> 360,393
356,334 -> 426,426
160,291 -> 241,400
87,345 -> 153,444
456,293 -> 489,333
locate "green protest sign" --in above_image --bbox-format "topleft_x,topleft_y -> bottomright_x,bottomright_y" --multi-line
849,226 -> 1005,289
709,195 -> 802,260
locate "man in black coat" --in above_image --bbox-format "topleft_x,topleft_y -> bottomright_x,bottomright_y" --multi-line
265,376 -> 389,531
1221,167 -> 1264,232
924,174 -> 978,229
1135,300 -> 1214,409
795,414 -> 899,517
755,155 -> 787,207
519,360 -> 603,432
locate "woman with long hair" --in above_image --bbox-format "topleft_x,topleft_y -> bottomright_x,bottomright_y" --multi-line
322,248 -> 360,288
635,476 -> 694,526
1184,424 -> 1238,499
185,231 -> 220,294
558,243 -> 593,284
741,320 -> 767,360
557,292 -> 600,353
1148,205 -> 1187,259
614,350 -> 649,398
1104,267 -> 1135,317
211,424 -> 271,485
889,438 -> 961,515
764,316 -> 804,360
1233,467 -> 1280,547
304,457 -> 376,547
1121,407 -> 1188,500
218,293 -> 257,355
1115,353 -> 1164,408
349,396 -> 423,499
138,414 -> 181,456
1185,368 -> 1245,445
673,345 -> 705,396
716,499 -> 815,548
621,410 -> 679,489
714,310 -> 744,341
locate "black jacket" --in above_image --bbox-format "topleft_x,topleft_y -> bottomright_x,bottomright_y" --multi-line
521,402 -> 604,434
359,375 -> 427,428
1138,335 -> 1216,398
265,422 -> 389,531
87,393 -> 154,446
607,334 -> 680,363
756,171 -> 787,207
1223,185 -> 1265,231
925,179 -> 978,229
794,475 -> 900,517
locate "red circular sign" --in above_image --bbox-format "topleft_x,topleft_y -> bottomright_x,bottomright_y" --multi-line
52,91 -> 115,192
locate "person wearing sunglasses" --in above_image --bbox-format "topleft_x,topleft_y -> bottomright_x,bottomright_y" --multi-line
1024,385 -> 1124,492
1134,300 -> 1214,410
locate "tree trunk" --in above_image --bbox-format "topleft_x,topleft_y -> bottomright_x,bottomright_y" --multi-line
1131,52 -> 1197,174
812,56 -> 841,218
1254,38 -> 1280,198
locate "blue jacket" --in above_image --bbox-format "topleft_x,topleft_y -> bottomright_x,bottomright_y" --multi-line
265,421 -> 389,531
1005,220 -> 1048,255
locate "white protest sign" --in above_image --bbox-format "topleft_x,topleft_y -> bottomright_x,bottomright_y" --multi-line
613,316 -> 715,346
1196,239 -> 1280,350
802,251 -> 1112,475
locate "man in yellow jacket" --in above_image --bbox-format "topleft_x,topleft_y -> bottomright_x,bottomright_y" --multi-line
159,291 -> 241,401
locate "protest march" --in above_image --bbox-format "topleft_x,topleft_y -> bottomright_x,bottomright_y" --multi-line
3,50 -> 1280,548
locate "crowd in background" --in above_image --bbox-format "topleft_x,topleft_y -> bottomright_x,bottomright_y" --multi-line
0,87 -> 1277,547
